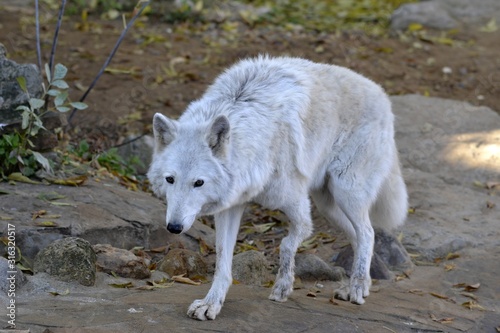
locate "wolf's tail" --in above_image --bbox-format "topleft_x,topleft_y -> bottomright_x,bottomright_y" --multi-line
370,154 -> 408,230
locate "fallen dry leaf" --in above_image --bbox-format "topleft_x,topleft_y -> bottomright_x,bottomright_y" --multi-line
486,201 -> 496,209
172,274 -> 201,286
34,221 -> 59,227
473,181 -> 486,188
261,280 -> 274,288
8,172 -> 41,184
485,181 -> 500,189
479,18 -> 498,33
109,282 -> 134,288
445,252 -> 460,260
464,283 -> 480,292
32,209 -> 47,219
395,273 -> 408,281
49,288 -> 70,296
150,245 -> 168,253
306,291 -> 317,297
329,297 -> 339,305
37,191 -> 66,201
430,313 -> 454,324
408,289 -> 425,296
51,175 -> 88,186
453,283 -> 480,292
430,292 -> 449,300
444,263 -> 456,271
50,201 -> 77,207
150,280 -> 175,289
462,300 -> 486,311
135,285 -> 155,291
460,292 -> 478,301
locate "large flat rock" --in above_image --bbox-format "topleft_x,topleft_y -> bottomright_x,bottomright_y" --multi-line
392,95 -> 500,259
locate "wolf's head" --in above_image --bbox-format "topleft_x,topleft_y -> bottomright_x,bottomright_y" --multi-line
147,113 -> 232,234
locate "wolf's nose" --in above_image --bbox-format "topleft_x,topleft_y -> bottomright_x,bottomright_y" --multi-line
167,223 -> 183,234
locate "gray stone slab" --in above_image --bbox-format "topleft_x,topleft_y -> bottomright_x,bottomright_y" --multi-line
391,0 -> 500,30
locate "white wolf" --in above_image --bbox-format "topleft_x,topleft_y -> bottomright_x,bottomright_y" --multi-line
148,56 -> 408,321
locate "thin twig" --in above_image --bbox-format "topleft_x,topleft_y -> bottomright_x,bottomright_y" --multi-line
68,1 -> 151,125
35,0 -> 42,70
48,0 -> 67,75
112,133 -> 147,149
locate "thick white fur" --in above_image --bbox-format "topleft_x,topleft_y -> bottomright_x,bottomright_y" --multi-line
147,56 -> 408,320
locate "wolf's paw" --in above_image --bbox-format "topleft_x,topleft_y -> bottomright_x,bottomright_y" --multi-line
187,299 -> 222,321
268,278 -> 293,302
334,277 -> 370,305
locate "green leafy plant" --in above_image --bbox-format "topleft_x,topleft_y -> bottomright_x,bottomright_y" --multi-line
0,63 -> 87,178
97,148 -> 143,178
67,140 -> 143,178
244,0 -> 417,34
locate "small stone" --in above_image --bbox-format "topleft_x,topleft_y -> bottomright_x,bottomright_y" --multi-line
391,2 -> 458,31
295,254 -> 345,281
374,229 -> 414,272
93,244 -> 150,279
232,250 -> 270,285
334,229 -> 413,280
158,248 -> 207,278
34,237 -> 97,286
442,67 -> 453,74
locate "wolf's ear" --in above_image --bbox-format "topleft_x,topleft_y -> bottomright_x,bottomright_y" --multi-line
152,113 -> 177,152
207,115 -> 230,157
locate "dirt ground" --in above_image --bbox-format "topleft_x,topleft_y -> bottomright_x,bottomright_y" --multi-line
1,5 -> 499,151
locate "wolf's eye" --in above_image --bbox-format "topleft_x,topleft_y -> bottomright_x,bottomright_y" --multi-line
166,176 -> 175,184
194,179 -> 204,188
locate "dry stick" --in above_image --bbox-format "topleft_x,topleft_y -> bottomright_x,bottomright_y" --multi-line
35,0 -> 42,70
67,1 -> 151,125
48,0 -> 67,75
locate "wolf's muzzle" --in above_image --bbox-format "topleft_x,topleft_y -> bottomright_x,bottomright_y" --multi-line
167,223 -> 183,234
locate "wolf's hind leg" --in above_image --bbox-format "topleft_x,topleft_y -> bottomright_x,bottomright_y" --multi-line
311,189 -> 361,302
331,186 -> 374,305
187,205 -> 245,320
269,196 -> 313,302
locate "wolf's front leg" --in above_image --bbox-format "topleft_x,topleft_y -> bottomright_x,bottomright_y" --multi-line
187,205 -> 245,320
269,197 -> 313,302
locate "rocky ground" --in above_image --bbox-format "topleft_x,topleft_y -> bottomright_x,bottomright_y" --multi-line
1,0 -> 500,332
1,94 -> 499,333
